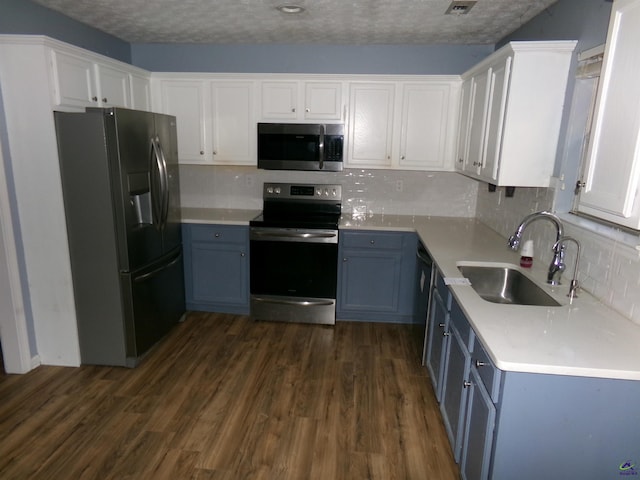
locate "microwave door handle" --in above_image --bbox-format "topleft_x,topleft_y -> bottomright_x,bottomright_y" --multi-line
319,124 -> 325,170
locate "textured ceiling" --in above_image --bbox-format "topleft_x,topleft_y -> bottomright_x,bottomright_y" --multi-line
32,0 -> 559,45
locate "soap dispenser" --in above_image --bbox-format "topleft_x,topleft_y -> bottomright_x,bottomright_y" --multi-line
520,240 -> 534,268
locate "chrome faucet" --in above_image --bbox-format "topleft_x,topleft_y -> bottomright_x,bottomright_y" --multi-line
507,211 -> 565,285
553,236 -> 581,302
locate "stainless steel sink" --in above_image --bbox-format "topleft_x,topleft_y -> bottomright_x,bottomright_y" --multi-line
458,264 -> 562,307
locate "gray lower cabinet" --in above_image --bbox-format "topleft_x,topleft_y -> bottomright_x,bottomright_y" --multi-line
435,283 -> 640,479
441,297 -> 473,463
426,269 -> 452,402
182,223 -> 249,314
337,230 -> 418,323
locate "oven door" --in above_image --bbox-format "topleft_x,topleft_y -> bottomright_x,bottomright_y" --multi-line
249,227 -> 338,325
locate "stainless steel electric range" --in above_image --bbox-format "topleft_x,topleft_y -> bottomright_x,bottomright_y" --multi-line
249,182 -> 342,325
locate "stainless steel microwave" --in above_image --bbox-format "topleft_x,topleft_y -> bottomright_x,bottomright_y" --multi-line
257,123 -> 344,172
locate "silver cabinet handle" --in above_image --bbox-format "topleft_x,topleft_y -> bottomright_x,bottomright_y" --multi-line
463,381 -> 472,388
475,360 -> 487,368
102,97 -> 107,103
240,252 -> 245,257
370,240 -> 375,245
92,96 -> 98,102
438,323 -> 445,328
443,331 -> 450,337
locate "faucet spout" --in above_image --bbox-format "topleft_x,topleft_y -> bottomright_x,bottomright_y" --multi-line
507,211 -> 565,285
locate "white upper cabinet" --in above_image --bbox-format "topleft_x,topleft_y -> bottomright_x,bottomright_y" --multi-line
260,80 -> 343,121
347,79 -> 460,170
154,76 -> 256,165
398,83 -> 457,170
577,0 -> 640,229
348,82 -> 396,167
158,79 -> 211,164
130,72 -> 152,111
51,50 -> 99,108
211,81 -> 255,165
455,41 -> 576,187
51,49 -> 147,110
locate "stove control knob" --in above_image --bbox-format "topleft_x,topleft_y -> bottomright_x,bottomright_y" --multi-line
323,188 -> 329,196
266,187 -> 273,194
316,188 -> 322,197
332,188 -> 337,196
274,187 -> 281,194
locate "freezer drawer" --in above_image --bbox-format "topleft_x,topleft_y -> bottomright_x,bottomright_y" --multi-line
120,249 -> 186,366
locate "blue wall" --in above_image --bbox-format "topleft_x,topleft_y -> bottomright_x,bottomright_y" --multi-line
0,0 -> 131,62
498,0 -> 612,51
130,43 -> 494,75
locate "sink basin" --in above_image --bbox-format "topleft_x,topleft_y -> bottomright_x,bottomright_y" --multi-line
457,264 -> 561,307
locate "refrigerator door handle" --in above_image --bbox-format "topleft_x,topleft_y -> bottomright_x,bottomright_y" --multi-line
133,251 -> 183,283
155,136 -> 170,228
150,137 -> 168,229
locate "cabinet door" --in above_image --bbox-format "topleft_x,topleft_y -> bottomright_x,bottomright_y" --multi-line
211,81 -> 255,165
339,249 -> 402,313
577,0 -> 640,229
96,63 -> 130,108
481,58 -> 511,182
461,367 -> 496,480
260,81 -> 298,120
441,318 -> 472,463
304,82 -> 343,120
465,69 -> 491,176
425,287 -> 450,402
398,83 -> 451,170
51,50 -> 97,108
183,225 -> 249,313
160,80 -> 210,164
455,79 -> 473,172
189,242 -> 248,306
348,83 -> 395,167
130,73 -> 151,111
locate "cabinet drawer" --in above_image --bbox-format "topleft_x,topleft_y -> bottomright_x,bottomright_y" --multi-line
188,224 -> 247,243
341,231 -> 404,250
472,339 -> 501,403
450,298 -> 473,351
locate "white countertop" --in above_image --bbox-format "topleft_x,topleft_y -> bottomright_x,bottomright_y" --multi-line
343,213 -> 640,381
181,207 -> 260,225
182,208 -> 640,381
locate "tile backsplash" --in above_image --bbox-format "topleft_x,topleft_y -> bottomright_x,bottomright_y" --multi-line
180,165 -> 640,324
476,185 -> 640,325
179,165 -> 479,217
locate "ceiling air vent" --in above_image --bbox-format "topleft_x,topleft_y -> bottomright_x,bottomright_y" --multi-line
445,0 -> 477,15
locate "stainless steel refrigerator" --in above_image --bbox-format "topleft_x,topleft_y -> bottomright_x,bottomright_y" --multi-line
54,107 -> 185,367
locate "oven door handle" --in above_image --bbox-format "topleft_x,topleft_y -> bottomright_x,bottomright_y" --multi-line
251,231 -> 337,240
252,297 -> 335,307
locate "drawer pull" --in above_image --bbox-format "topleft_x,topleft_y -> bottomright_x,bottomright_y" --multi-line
438,322 -> 445,328
443,331 -> 450,337
214,233 -> 221,238
463,381 -> 472,388
476,360 -> 487,368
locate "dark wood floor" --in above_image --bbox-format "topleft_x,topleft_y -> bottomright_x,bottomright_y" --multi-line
0,313 -> 459,479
